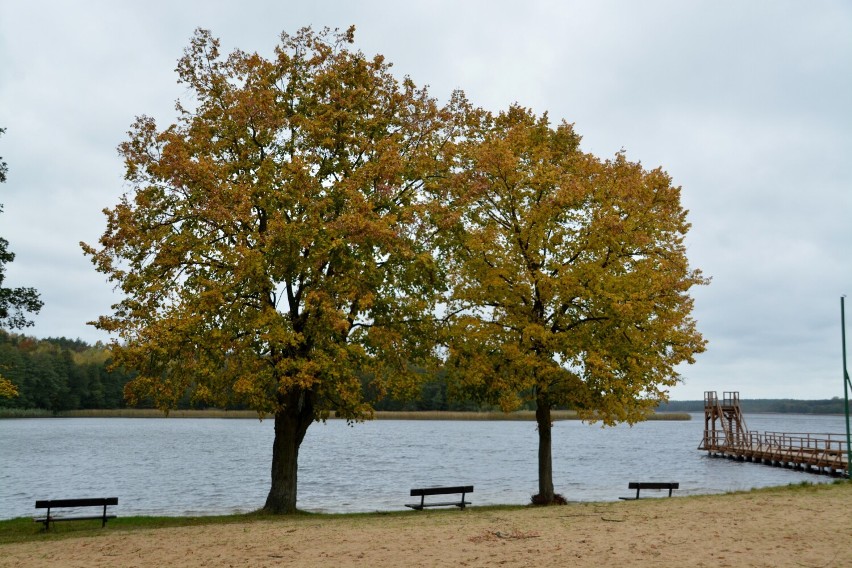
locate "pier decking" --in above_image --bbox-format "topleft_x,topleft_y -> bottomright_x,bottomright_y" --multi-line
699,391 -> 848,476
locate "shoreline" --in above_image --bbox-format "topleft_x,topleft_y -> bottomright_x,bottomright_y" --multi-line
0,408 -> 692,421
1,482 -> 850,567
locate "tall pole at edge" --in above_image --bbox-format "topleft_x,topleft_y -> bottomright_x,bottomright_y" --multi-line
843,296 -> 851,478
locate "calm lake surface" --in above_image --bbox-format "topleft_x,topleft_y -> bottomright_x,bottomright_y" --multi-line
0,413 -> 846,519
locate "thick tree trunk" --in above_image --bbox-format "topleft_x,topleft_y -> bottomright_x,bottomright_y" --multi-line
535,400 -> 555,503
263,389 -> 315,514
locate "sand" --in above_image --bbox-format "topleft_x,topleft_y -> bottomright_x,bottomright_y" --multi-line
2,483 -> 850,567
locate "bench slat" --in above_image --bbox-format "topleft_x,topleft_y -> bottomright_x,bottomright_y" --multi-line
627,482 -> 678,490
410,486 -> 473,497
35,497 -> 118,508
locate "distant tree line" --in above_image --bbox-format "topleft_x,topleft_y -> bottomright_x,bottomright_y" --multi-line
658,398 -> 847,415
367,369 -> 503,413
3,330 -> 843,416
0,331 -> 497,413
0,331 -> 132,411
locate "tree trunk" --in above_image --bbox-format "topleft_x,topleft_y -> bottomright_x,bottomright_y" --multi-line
263,388 -> 315,514
535,399 -> 555,503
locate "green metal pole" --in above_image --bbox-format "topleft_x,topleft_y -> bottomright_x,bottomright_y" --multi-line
842,296 -> 851,478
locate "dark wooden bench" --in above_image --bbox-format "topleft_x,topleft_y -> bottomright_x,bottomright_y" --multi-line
619,482 -> 678,500
34,498 -> 118,530
405,486 -> 473,510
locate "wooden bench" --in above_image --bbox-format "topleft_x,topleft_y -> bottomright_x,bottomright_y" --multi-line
34,498 -> 118,530
619,482 -> 679,500
405,486 -> 473,510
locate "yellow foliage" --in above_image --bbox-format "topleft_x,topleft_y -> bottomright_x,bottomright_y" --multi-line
81,26 -> 449,430
0,376 -> 18,399
444,105 -> 708,425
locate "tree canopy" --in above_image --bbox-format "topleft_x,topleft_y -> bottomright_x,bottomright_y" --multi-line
83,27 -> 453,513
442,105 -> 707,503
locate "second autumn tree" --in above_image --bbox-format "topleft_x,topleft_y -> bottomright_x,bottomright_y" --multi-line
442,106 -> 707,504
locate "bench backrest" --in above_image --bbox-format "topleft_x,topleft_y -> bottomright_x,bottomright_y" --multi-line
410,486 -> 473,497
627,482 -> 678,490
35,498 -> 118,509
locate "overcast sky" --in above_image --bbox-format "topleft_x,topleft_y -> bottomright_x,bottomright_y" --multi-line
1,1 -> 850,400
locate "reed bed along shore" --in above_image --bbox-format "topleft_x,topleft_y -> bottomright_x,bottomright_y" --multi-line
0,408 -> 691,421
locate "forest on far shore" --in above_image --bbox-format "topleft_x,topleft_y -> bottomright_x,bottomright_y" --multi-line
657,398 -> 848,415
1,331 -> 847,415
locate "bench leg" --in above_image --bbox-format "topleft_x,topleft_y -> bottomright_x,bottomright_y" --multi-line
636,487 -> 641,499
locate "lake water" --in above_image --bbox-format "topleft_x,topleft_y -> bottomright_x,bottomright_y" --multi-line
0,413 -> 847,520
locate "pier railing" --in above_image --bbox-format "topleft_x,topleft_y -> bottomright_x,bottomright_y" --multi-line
700,391 -> 848,476
747,432 -> 848,471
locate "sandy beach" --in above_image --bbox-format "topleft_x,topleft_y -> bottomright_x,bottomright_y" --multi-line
2,483 -> 850,568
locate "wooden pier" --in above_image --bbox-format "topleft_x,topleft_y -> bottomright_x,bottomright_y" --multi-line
699,391 -> 848,477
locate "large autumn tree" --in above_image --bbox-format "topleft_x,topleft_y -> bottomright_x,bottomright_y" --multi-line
442,106 -> 707,504
82,27 -> 452,513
